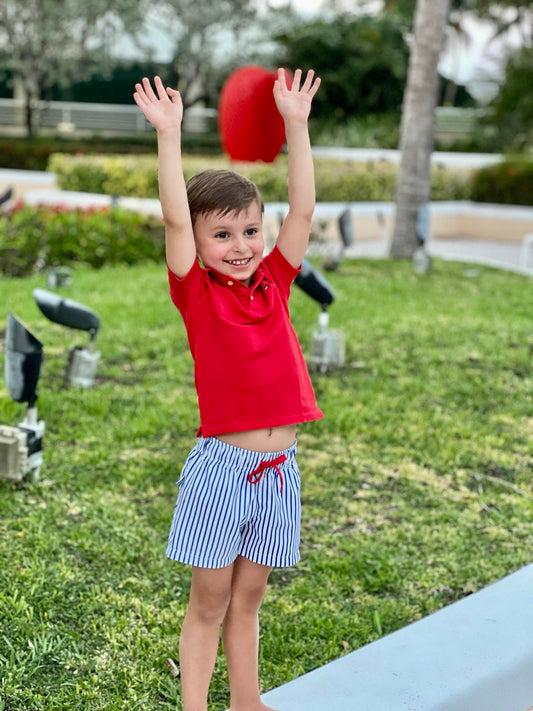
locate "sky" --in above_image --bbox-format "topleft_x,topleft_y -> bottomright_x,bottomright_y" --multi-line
439,10 -> 530,103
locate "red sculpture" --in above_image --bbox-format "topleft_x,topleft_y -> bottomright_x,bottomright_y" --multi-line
218,66 -> 291,163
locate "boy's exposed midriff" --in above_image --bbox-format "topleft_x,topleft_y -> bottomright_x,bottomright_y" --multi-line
215,424 -> 297,453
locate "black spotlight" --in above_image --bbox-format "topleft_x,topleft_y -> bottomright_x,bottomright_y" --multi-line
294,260 -> 345,373
323,207 -> 355,272
0,313 -> 45,482
33,289 -> 101,387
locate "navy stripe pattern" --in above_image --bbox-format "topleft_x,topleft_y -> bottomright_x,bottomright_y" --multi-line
166,437 -> 301,569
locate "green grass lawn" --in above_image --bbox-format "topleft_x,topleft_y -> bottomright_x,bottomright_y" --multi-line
1,257 -> 532,710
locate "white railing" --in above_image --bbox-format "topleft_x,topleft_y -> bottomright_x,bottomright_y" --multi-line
435,106 -> 484,139
0,98 -> 479,139
0,98 -> 217,134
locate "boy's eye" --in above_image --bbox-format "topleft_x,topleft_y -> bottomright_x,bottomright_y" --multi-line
215,232 -> 229,239
245,228 -> 258,236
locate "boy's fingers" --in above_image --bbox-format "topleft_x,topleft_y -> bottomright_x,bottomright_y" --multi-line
308,76 -> 321,99
167,87 -> 182,106
142,76 -> 158,102
291,68 -> 302,92
301,69 -> 315,93
277,67 -> 288,91
154,75 -> 168,100
133,84 -> 147,105
133,92 -> 144,108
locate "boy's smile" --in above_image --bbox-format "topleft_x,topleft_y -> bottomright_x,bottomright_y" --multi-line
194,203 -> 264,287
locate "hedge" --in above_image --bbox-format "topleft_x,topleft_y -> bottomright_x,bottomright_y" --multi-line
470,160 -> 533,206
0,134 -> 222,171
0,205 -> 164,277
48,153 -> 472,203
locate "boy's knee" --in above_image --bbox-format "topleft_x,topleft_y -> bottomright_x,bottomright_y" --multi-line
230,580 -> 268,613
190,586 -> 232,625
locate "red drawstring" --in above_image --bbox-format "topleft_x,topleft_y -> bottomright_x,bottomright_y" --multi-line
247,454 -> 287,493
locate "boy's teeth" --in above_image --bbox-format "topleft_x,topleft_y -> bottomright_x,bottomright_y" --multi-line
229,258 -> 249,265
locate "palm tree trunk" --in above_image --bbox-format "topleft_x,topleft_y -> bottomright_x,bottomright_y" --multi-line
390,0 -> 451,258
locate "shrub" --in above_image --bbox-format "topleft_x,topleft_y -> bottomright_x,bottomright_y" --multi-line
470,160 -> 533,206
47,154 -> 160,197
485,46 -> 533,151
0,205 -> 164,277
431,165 -> 472,201
48,153 -> 472,203
0,134 -> 221,171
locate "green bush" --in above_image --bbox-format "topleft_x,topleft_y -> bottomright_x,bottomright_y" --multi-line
470,160 -> 533,206
47,154 -> 160,197
0,205 -> 164,277
0,137 -> 156,171
485,46 -> 533,151
0,139 -> 60,171
431,165 -> 473,202
48,153 -> 472,203
0,134 -> 222,171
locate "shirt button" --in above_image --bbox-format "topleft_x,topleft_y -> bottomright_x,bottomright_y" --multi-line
227,280 -> 233,286
251,295 -> 254,301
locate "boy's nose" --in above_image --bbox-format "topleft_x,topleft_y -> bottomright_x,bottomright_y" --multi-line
234,235 -> 247,252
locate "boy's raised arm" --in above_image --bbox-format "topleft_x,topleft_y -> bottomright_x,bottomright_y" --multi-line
273,68 -> 321,269
134,76 -> 196,277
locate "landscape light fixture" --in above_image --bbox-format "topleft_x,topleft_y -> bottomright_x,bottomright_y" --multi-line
323,207 -> 355,272
0,186 -> 14,213
0,313 -> 45,483
294,260 -> 345,373
413,203 -> 432,274
33,288 -> 101,387
46,266 -> 73,289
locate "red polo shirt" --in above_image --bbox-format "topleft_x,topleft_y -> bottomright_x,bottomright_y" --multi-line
168,246 -> 323,437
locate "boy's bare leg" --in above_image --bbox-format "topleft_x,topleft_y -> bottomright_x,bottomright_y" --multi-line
180,564 -> 234,711
222,556 -> 278,711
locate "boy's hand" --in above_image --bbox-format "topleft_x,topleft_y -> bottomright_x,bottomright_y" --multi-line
273,68 -> 321,125
133,76 -> 183,133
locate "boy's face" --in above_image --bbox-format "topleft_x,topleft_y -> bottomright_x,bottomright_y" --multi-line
194,202 -> 264,287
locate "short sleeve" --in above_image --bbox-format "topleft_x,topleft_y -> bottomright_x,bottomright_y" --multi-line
168,259 -> 205,319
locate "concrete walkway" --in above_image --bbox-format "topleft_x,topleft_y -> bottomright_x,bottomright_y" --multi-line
261,563 -> 533,711
311,146 -> 504,170
343,234 -> 529,274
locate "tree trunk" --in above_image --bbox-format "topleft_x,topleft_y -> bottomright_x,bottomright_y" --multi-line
389,0 -> 451,258
25,96 -> 34,138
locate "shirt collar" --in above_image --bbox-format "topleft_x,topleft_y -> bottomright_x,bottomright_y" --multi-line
206,262 -> 267,291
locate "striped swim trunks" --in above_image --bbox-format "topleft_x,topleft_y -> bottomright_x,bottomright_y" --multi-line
166,436 -> 301,569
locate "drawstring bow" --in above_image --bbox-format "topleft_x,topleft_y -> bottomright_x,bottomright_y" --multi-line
247,454 -> 287,493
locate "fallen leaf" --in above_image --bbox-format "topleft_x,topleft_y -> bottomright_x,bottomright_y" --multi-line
165,658 -> 180,678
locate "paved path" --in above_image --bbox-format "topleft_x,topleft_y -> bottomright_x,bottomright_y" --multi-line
311,146 -> 503,170
261,564 -> 533,711
343,236 -> 529,274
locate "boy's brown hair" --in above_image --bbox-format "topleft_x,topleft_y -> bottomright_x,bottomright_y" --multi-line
186,169 -> 264,225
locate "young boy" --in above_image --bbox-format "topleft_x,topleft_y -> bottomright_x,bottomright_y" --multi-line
134,68 -> 322,711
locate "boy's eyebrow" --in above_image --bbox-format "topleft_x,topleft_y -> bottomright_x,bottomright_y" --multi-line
209,217 -> 262,228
